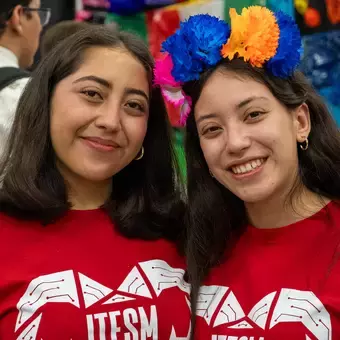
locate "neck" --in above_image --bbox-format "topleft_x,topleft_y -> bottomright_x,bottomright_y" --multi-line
0,34 -> 24,68
246,185 -> 330,229
58,164 -> 112,210
69,180 -> 112,210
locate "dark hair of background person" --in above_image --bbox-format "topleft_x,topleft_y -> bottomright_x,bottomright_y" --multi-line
183,57 -> 340,337
0,26 -> 185,244
40,20 -> 93,57
0,0 -> 32,35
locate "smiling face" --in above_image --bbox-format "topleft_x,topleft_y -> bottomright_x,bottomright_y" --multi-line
50,46 -> 150,186
195,69 -> 311,204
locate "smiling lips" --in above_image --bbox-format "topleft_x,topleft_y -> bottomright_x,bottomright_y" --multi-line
82,137 -> 120,152
230,158 -> 266,175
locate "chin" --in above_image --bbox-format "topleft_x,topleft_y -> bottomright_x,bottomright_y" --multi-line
83,171 -> 119,182
83,174 -> 114,182
233,187 -> 276,204
76,165 -> 121,182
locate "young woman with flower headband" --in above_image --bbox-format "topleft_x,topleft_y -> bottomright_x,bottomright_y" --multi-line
155,6 -> 340,339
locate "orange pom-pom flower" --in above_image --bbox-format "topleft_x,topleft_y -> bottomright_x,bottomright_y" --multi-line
221,6 -> 280,68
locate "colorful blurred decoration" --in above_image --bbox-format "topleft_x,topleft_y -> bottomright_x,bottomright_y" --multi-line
76,0 -> 110,23
293,0 -> 340,125
83,0 -> 110,8
300,30 -> 340,124
294,0 -> 308,15
108,0 -> 186,15
267,0 -> 294,17
294,0 -> 340,34
75,9 -> 93,21
304,7 -> 321,27
326,0 -> 340,24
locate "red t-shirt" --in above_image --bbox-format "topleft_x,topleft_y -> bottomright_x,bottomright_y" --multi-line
0,209 -> 191,339
195,201 -> 340,340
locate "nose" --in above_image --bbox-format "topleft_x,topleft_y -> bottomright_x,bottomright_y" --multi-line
225,124 -> 251,154
94,102 -> 122,132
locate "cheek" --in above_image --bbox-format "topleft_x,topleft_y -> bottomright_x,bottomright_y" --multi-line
199,138 -> 222,168
50,110 -> 71,142
264,126 -> 297,159
26,22 -> 40,48
34,14 -> 42,32
50,96 -> 84,148
123,117 -> 148,147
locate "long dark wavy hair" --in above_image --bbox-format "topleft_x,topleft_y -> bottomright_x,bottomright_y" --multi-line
183,58 -> 340,336
0,26 -> 185,242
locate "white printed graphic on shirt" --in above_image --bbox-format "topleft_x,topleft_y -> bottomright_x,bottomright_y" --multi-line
79,272 -> 113,308
15,270 -> 80,331
16,313 -> 42,340
197,285 -> 331,340
213,290 -> 247,327
14,263 -> 332,340
15,259 -> 191,340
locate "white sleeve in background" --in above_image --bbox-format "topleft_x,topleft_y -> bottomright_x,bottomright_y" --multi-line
0,77 -> 30,155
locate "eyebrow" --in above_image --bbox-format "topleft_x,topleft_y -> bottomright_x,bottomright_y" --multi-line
124,88 -> 149,102
196,113 -> 218,124
236,96 -> 269,109
196,96 -> 269,124
73,75 -> 111,88
73,76 -> 149,101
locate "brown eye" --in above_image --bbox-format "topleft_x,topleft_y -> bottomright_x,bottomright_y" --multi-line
86,91 -> 97,97
126,102 -> 145,112
207,127 -> 219,133
246,111 -> 266,121
249,112 -> 261,119
202,126 -> 221,136
81,90 -> 103,101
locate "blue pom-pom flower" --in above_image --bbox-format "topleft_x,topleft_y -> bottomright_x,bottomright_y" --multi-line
162,14 -> 231,82
266,11 -> 303,78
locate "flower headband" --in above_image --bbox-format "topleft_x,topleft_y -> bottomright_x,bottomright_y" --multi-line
154,6 -> 303,126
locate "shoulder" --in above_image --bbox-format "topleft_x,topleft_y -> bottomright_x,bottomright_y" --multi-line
0,77 -> 30,117
0,212 -> 26,228
0,212 -> 27,240
0,76 -> 30,98
323,201 -> 340,227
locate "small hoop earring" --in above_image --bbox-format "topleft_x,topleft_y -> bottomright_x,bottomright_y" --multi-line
209,169 -> 214,178
300,138 -> 309,151
135,146 -> 144,160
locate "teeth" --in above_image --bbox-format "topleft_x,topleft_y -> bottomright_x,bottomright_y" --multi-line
231,158 -> 265,175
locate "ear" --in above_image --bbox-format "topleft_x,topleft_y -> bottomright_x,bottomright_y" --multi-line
293,103 -> 311,143
6,5 -> 24,36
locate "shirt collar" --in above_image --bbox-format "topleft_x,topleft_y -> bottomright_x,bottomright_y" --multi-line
0,46 -> 19,68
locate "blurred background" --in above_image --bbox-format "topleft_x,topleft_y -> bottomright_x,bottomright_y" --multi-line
40,0 -> 340,173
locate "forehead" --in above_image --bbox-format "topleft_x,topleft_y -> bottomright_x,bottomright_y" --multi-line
195,70 -> 274,116
70,46 -> 149,93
